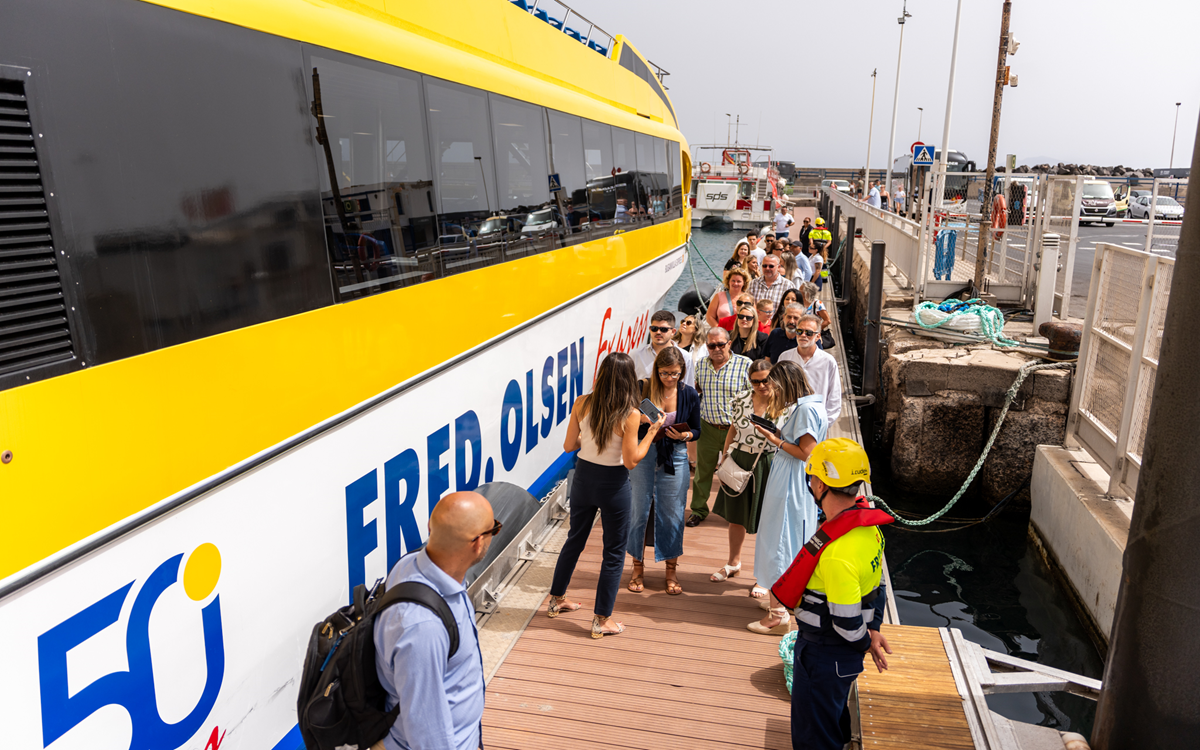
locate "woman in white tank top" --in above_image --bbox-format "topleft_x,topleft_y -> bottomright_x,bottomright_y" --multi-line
548,353 -> 663,638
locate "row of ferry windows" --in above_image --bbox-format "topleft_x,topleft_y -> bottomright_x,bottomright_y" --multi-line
312,55 -> 683,300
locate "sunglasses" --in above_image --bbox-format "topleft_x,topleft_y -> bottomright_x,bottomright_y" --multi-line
681,320 -> 695,326
473,519 -> 503,542
762,264 -> 778,270
707,341 -> 729,349
796,329 -> 820,338
737,314 -> 755,321
649,325 -> 673,333
750,377 -> 771,388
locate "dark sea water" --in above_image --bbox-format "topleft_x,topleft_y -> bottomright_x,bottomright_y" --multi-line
669,227 -> 1104,737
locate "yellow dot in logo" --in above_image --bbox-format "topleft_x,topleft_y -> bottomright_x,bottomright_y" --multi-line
183,543 -> 222,601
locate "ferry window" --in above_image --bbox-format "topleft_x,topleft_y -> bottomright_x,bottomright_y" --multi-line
311,56 -> 434,300
425,78 -> 497,224
652,136 -> 671,214
669,141 -> 683,209
611,128 -> 638,219
489,94 -> 550,213
582,119 -> 615,220
635,133 -> 657,215
547,110 -> 589,235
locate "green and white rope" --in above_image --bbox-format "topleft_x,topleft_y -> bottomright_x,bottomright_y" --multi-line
913,298 -> 1021,348
868,359 -> 1075,526
690,237 -> 727,284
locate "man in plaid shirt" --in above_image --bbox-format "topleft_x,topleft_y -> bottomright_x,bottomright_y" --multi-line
749,255 -> 795,308
687,327 -> 751,527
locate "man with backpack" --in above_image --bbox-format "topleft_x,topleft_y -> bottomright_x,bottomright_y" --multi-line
374,492 -> 496,750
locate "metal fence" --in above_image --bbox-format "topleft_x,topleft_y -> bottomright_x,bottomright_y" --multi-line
825,187 -> 920,288
1066,243 -> 1173,499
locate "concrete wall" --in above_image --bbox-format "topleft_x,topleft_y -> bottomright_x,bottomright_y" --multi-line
1030,445 -> 1131,648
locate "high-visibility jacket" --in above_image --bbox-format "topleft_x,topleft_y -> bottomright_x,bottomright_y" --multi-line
809,227 -> 832,246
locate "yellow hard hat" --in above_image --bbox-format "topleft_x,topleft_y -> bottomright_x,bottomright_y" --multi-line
815,217 -> 825,226
805,438 -> 871,487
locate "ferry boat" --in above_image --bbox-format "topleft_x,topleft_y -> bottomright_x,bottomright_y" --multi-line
688,144 -> 783,229
0,1 -> 688,747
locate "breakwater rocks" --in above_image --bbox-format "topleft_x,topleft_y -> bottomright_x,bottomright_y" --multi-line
1002,164 -> 1153,177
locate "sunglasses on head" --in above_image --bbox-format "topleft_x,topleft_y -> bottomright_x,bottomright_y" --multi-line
649,325 -> 673,333
473,519 -> 503,542
736,300 -> 753,308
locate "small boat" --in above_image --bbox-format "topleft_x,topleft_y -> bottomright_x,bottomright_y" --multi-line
689,145 -> 784,230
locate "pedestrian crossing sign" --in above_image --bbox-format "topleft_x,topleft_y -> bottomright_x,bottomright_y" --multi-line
548,173 -> 562,193
913,146 -> 934,166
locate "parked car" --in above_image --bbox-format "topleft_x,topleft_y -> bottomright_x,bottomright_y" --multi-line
1113,188 -> 1151,217
821,179 -> 852,193
477,213 -> 524,239
520,206 -> 563,237
1079,180 -> 1116,227
1129,195 -> 1185,221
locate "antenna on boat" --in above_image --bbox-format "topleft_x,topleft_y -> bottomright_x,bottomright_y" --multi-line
725,113 -> 732,146
735,114 -> 740,145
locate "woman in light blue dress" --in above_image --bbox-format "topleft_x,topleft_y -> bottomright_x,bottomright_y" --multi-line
748,360 -> 828,635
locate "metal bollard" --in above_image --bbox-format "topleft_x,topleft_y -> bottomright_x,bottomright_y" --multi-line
842,216 -> 857,303
1033,233 -> 1059,328
832,205 -> 842,257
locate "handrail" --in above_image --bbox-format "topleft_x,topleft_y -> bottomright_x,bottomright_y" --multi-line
512,0 -> 668,79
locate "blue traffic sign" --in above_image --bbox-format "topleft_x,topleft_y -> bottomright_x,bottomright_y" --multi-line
913,146 -> 934,167
548,173 -> 562,193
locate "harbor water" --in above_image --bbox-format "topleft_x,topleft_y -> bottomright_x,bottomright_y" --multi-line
667,225 -> 1104,737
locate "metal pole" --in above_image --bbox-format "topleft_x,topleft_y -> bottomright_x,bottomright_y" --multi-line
1170,102 -> 1181,169
1092,116 -> 1200,750
866,69 -> 877,202
863,240 -> 886,444
1144,177 -> 1160,253
885,1 -> 911,213
832,205 -> 842,259
917,107 -> 923,143
843,215 -> 857,301
974,0 -> 1012,292
936,0 -> 965,208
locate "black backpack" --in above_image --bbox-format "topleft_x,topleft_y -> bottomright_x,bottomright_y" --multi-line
297,578 -> 460,750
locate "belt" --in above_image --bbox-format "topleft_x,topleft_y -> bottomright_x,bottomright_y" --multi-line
704,420 -> 732,430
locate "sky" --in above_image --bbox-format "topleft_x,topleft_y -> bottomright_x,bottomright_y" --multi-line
571,0 -> 1200,171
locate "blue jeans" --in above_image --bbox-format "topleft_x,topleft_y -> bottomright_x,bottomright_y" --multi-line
791,638 -> 864,750
627,441 -> 689,562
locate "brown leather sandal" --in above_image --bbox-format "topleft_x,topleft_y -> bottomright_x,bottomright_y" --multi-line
627,558 -> 645,593
665,559 -> 683,595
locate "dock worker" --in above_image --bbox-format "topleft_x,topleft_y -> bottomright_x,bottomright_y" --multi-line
374,491 -> 493,750
769,438 -> 894,750
807,219 -> 832,289
686,326 -> 751,527
779,314 -> 842,424
633,310 -> 695,389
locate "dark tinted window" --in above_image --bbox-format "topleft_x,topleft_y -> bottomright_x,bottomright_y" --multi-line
490,94 -> 550,213
669,141 -> 683,208
611,128 -> 638,220
583,120 -> 615,220
311,55 -> 435,299
547,110 -> 589,232
426,79 -> 496,221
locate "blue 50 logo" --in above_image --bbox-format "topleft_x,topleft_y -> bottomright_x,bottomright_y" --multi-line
37,544 -> 226,750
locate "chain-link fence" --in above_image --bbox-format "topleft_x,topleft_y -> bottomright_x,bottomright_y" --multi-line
1067,242 -> 1173,499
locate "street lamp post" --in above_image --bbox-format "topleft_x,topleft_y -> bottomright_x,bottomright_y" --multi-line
865,69 -> 877,198
1171,102 -> 1182,169
884,0 -> 912,208
917,107 -> 924,142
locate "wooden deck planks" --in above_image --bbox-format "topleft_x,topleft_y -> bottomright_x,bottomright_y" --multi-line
483,513 -> 797,749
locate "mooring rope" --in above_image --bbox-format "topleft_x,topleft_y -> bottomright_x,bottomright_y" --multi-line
912,298 -> 1021,348
868,359 -> 1075,526
686,240 -> 709,314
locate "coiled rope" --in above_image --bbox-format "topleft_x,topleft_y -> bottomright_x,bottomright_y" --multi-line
913,298 -> 1021,348
868,359 -> 1074,526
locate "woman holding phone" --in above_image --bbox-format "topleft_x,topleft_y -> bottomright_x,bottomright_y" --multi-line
710,359 -> 792,601
748,360 -> 828,635
626,347 -> 701,595
550,352 -> 664,638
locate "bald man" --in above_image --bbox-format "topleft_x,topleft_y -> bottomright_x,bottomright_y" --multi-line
373,492 -> 497,750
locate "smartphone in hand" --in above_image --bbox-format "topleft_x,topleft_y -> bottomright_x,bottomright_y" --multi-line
749,413 -> 781,436
639,398 -> 663,422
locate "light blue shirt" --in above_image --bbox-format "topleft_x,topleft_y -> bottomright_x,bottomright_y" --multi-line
375,550 -> 484,750
794,252 -> 813,285
867,187 -> 881,208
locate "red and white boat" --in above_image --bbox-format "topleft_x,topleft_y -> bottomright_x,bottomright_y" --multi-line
688,145 -> 783,229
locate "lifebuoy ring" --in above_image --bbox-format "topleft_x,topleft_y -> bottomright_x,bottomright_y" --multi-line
737,164 -> 749,175
991,193 -> 1007,240
700,162 -> 711,174
357,233 -> 382,272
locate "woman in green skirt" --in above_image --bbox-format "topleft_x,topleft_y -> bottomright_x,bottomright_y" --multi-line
710,358 -> 794,601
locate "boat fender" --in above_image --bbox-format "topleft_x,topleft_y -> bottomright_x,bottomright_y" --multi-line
991,193 -> 1007,239
700,162 -> 712,174
770,499 -> 894,609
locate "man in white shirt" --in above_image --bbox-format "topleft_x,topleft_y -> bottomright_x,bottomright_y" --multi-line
779,314 -> 842,424
773,208 -> 794,239
632,310 -> 695,389
867,182 -> 881,209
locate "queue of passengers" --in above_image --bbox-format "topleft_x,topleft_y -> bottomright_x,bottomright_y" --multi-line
372,249 -> 881,750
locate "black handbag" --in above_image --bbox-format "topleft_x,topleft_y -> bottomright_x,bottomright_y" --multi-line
820,329 -> 836,350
